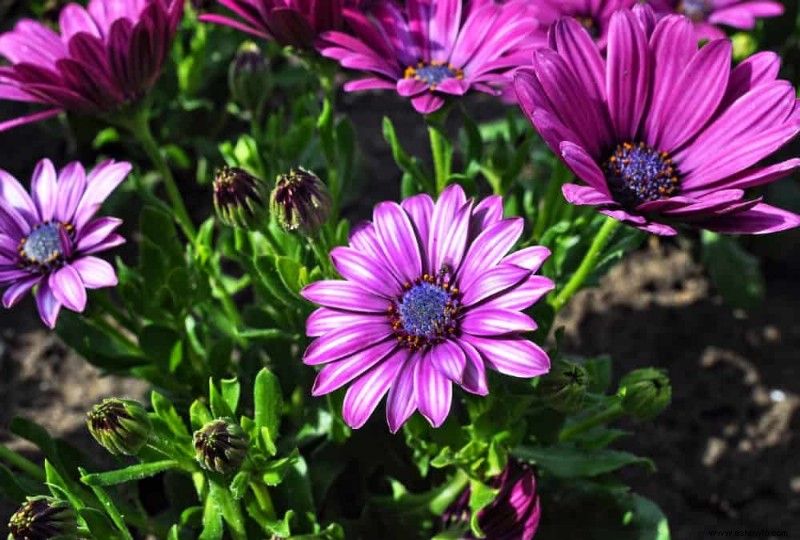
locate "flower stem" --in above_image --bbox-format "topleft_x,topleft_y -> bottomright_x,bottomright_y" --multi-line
559,401 -> 625,442
128,108 -> 197,240
249,480 -> 277,520
426,109 -> 452,195
0,443 -> 45,481
551,217 -> 620,312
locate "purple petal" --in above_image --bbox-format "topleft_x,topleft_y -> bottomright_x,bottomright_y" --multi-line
430,340 -> 467,383
35,278 -> 62,328
464,336 -> 550,378
699,203 -> 800,235
503,246 -> 551,273
373,201 -> 423,283
49,264 -> 87,312
560,142 -> 611,194
456,338 -> 488,396
330,246 -> 400,298
31,159 -> 57,222
303,321 -> 392,365
414,356 -> 453,428
428,184 -> 467,272
401,193 -> 435,266
606,9 -> 650,141
312,340 -> 398,396
70,256 -> 117,289
0,169 -> 36,223
461,308 -> 537,336
386,351 -> 419,432
73,160 -> 131,229
458,218 -> 523,289
75,217 -> 122,252
2,275 -> 40,308
460,265 -> 530,307
306,307 -> 384,337
302,280 -> 390,313
55,162 -> 87,223
562,183 -> 615,206
342,351 -> 405,429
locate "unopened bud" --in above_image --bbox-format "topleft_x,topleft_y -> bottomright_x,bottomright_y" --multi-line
8,496 -> 78,540
213,166 -> 269,230
538,359 -> 588,414
194,418 -> 249,475
87,398 -> 152,456
619,368 -> 671,421
270,168 -> 332,235
229,42 -> 271,115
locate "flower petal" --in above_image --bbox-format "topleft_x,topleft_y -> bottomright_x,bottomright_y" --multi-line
342,351 -> 405,429
303,321 -> 392,365
31,158 -> 57,222
70,256 -> 117,289
35,278 -> 62,328
415,355 -> 453,428
461,308 -> 537,336
330,246 -> 400,298
386,351 -> 419,432
464,336 -> 550,378
460,265 -> 530,307
429,340 -> 467,383
311,339 -> 398,396
373,201 -> 423,283
2,275 -> 40,307
302,280 -> 389,313
49,264 -> 87,312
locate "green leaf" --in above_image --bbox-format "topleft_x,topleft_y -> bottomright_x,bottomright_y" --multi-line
209,477 -> 247,539
81,461 -> 179,486
77,467 -> 133,540
0,463 -> 33,501
254,255 -> 298,306
221,378 -> 241,415
199,492 -> 223,540
140,325 -> 183,373
190,400 -> 214,431
209,380 -> 235,419
382,116 -> 429,187
254,368 -> 282,449
78,508 -> 123,540
275,257 -> 306,297
467,480 -> 498,538
702,231 -> 764,310
514,445 -> 655,479
55,312 -> 142,370
151,391 -> 191,439
230,471 -> 250,500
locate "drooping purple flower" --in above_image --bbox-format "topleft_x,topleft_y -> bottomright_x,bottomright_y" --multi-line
647,0 -> 784,40
514,6 -> 800,236
0,0 -> 184,132
200,0 -> 345,50
444,460 -> 541,540
318,0 -> 543,114
532,0 -> 637,48
301,184 -> 553,432
0,159 -> 130,328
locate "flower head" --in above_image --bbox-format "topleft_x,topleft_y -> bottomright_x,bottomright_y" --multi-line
8,496 -> 78,540
648,0 -> 784,41
200,0 -> 344,50
271,167 -> 332,235
533,0 -> 637,48
0,159 -> 129,327
214,166 -> 270,230
444,460 -> 541,540
194,418 -> 250,475
537,358 -> 588,414
229,42 -> 272,114
0,0 -> 184,131
619,368 -> 672,420
302,184 -> 553,432
87,398 -> 152,456
515,6 -> 800,236
319,0 -> 543,114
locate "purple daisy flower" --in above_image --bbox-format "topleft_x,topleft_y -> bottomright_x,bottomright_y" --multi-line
301,184 -> 553,432
200,0 -> 345,50
648,0 -> 784,40
0,159 -> 130,328
514,6 -> 800,236
533,0 -> 637,48
0,0 -> 184,132
318,0 -> 543,114
445,459 -> 541,539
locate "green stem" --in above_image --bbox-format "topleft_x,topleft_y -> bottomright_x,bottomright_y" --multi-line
428,469 -> 470,516
249,480 -> 277,520
0,443 -> 45,481
533,160 -> 569,240
551,217 -> 620,312
559,401 -> 625,442
319,73 -> 341,216
426,110 -> 452,195
308,235 -> 334,278
127,108 -> 197,240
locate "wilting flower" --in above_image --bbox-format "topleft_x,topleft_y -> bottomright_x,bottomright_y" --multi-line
194,418 -> 250,475
444,460 -> 541,540
533,0 -> 637,48
214,166 -> 270,230
271,167 -> 332,235
0,159 -> 129,327
302,184 -> 553,432
318,0 -> 542,114
0,0 -> 184,132
515,7 -> 800,235
87,398 -> 153,456
8,496 -> 78,540
648,0 -> 783,40
200,0 -> 344,50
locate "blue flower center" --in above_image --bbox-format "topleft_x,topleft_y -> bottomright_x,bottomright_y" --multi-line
603,142 -> 680,209
389,271 -> 460,350
404,61 -> 464,90
18,222 -> 67,270
678,0 -> 708,22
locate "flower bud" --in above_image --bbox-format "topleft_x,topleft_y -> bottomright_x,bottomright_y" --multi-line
87,398 -> 152,456
537,359 -> 588,414
270,168 -> 332,235
619,368 -> 671,421
228,42 -> 271,115
8,496 -> 78,540
213,166 -> 270,230
194,418 -> 249,475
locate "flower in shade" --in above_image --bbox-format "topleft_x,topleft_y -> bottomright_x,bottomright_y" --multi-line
8,496 -> 78,540
533,0 -> 637,48
194,418 -> 250,475
514,6 -> 800,236
0,0 -> 184,132
647,0 -> 783,40
318,0 -> 543,114
270,167 -> 332,235
200,0 -> 344,50
444,460 -> 541,540
301,184 -> 553,432
0,159 -> 130,328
